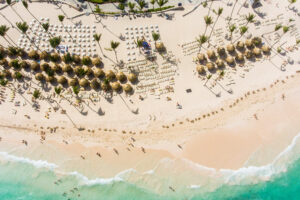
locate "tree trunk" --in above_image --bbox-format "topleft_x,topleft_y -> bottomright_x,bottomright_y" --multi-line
228,0 -> 238,25
207,16 -> 220,47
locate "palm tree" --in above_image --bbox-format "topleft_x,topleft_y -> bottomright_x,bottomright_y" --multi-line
0,25 -> 17,47
110,41 -> 120,62
288,0 -> 297,9
6,0 -> 25,22
54,86 -> 62,95
0,12 -> 21,33
245,13 -> 255,25
150,0 -> 156,9
49,36 -> 61,52
33,89 -> 40,99
203,15 -> 213,35
157,0 -> 168,9
229,24 -> 236,43
208,8 -> 223,45
152,32 -> 160,46
137,0 -> 146,12
73,85 -> 80,96
22,1 -> 41,25
228,0 -> 238,24
93,33 -> 105,57
196,34 -> 208,51
136,39 -> 143,53
233,26 -> 248,43
128,2 -> 136,15
271,26 -> 289,48
118,3 -> 125,13
16,21 -> 37,49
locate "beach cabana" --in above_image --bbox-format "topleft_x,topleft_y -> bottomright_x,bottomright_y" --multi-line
235,53 -> 244,62
196,65 -> 205,74
28,50 -> 39,60
30,61 -> 40,71
252,37 -> 262,46
62,64 -> 72,73
245,50 -> 253,59
45,75 -> 56,83
94,68 -> 105,78
92,57 -> 101,66
105,70 -> 115,80
41,63 -> 50,72
155,42 -> 165,52
83,66 -> 93,76
39,51 -> 49,60
101,82 -> 110,91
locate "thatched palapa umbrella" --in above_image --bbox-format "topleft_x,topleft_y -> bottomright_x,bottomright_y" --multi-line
35,73 -> 44,81
206,62 -> 215,71
92,57 -> 101,66
111,82 -> 121,91
155,42 -> 165,52
196,65 -> 205,74
45,75 -> 56,83
20,60 -> 29,69
39,51 -> 49,60
83,66 -> 93,76
41,63 -> 50,72
123,84 -> 133,94
105,70 -> 115,80
62,64 -> 72,73
0,58 -> 8,66
207,50 -> 216,59
245,39 -> 253,48
226,56 -> 234,65
262,45 -> 270,54
94,68 -> 105,78
101,82 -> 110,91
245,50 -> 253,59
51,63 -> 62,73
227,44 -> 235,53
116,71 -> 126,82
217,47 -> 226,56
252,47 -> 261,56
68,78 -> 78,86
57,76 -> 67,85
90,78 -> 100,89
2,70 -> 11,78
197,53 -> 206,62
216,59 -> 224,68
79,78 -> 89,87
252,37 -> 262,46
30,61 -> 40,71
236,41 -> 245,49
128,73 -> 137,83
28,50 -> 39,60
235,53 -> 244,62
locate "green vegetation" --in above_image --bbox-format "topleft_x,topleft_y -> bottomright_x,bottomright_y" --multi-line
33,89 -> 40,99
88,0 -> 126,4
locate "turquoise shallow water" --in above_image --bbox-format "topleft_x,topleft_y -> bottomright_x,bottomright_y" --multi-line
0,133 -> 300,200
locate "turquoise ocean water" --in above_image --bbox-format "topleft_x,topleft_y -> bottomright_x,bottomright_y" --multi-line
1,133 -> 300,200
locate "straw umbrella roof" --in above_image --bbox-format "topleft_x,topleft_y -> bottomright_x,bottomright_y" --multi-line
262,45 -> 270,53
197,53 -> 206,62
83,66 -> 93,76
105,70 -> 115,80
252,37 -> 262,46
155,42 -> 165,51
94,68 -> 105,78
62,64 -> 72,73
123,84 -> 133,93
0,58 -> 8,66
128,73 -> 137,83
92,57 -> 101,66
79,78 -> 89,87
111,82 -> 121,91
217,47 -> 226,56
207,50 -> 216,59
2,70 -> 11,78
252,47 -> 261,56
45,75 -> 56,83
101,82 -> 110,91
20,60 -> 29,69
35,73 -> 44,81
227,44 -> 235,52
116,71 -> 127,82
245,50 -> 253,59
90,78 -> 100,90
73,55 -> 81,64
39,51 -> 49,60
57,76 -> 67,85
216,59 -> 224,68
51,63 -> 62,73
68,78 -> 78,86
30,61 -> 40,71
41,62 -> 50,72
196,65 -> 205,74
206,62 -> 215,71
226,56 -> 234,64
237,41 -> 245,49
28,50 -> 39,59
245,39 -> 253,48
236,53 -> 244,61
